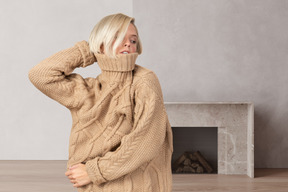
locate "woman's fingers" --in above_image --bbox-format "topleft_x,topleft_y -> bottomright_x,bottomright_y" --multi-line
65,163 -> 91,188
70,179 -> 77,184
69,163 -> 81,170
73,183 -> 79,188
65,170 -> 72,176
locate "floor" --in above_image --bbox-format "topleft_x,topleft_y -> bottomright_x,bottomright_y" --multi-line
0,161 -> 287,192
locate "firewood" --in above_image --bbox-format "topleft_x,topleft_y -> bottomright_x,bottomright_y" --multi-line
188,153 -> 198,161
183,165 -> 195,173
191,162 -> 200,169
194,151 -> 213,173
191,167 -> 196,173
172,153 -> 187,171
196,166 -> 204,173
176,166 -> 184,173
183,158 -> 191,166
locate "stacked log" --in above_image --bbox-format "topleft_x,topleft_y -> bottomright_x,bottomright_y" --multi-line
172,151 -> 213,174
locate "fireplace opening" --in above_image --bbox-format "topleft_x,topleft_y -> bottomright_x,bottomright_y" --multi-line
171,127 -> 218,174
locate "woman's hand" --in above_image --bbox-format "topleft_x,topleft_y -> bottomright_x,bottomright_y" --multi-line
65,163 -> 92,188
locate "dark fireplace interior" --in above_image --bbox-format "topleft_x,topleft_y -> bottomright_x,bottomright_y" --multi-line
171,127 -> 218,174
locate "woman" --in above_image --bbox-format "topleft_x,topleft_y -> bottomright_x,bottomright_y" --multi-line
29,13 -> 173,192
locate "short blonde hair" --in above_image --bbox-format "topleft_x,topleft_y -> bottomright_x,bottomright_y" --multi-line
89,13 -> 142,57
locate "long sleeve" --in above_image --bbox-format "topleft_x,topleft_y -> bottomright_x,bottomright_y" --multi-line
85,72 -> 169,185
28,41 -> 96,108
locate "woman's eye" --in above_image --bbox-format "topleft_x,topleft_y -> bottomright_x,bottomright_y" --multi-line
130,40 -> 137,44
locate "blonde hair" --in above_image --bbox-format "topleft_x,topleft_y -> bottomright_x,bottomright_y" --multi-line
89,13 -> 142,58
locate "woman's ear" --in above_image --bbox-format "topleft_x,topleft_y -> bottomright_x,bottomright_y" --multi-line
100,44 -> 104,54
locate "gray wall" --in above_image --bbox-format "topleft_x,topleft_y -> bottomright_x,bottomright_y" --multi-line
134,0 -> 288,168
0,0 -> 132,160
1,0 -> 287,168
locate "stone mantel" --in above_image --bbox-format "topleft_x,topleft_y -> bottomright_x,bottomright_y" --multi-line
164,102 -> 254,178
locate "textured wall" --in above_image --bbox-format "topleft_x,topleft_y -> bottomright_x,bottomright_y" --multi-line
0,0 -> 132,160
133,0 -> 288,168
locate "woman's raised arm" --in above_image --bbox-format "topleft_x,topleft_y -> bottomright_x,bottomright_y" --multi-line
29,41 -> 96,108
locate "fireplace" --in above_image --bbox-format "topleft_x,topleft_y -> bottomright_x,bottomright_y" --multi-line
172,127 -> 218,174
165,102 -> 254,178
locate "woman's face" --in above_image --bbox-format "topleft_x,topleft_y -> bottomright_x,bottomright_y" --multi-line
116,23 -> 138,55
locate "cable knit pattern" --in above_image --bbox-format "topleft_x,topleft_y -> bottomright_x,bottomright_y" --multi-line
29,41 -> 173,192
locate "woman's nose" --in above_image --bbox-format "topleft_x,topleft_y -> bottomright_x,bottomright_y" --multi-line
124,40 -> 130,47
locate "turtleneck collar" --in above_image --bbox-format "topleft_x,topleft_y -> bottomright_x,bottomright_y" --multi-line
95,53 -> 138,84
95,53 -> 138,72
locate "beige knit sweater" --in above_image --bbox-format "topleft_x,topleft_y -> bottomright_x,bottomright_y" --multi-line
29,41 -> 173,192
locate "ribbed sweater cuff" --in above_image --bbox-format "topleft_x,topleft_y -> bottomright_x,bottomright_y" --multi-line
75,41 -> 97,67
86,157 -> 107,185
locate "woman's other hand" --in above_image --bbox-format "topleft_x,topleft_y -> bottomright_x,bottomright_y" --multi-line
65,163 -> 92,188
